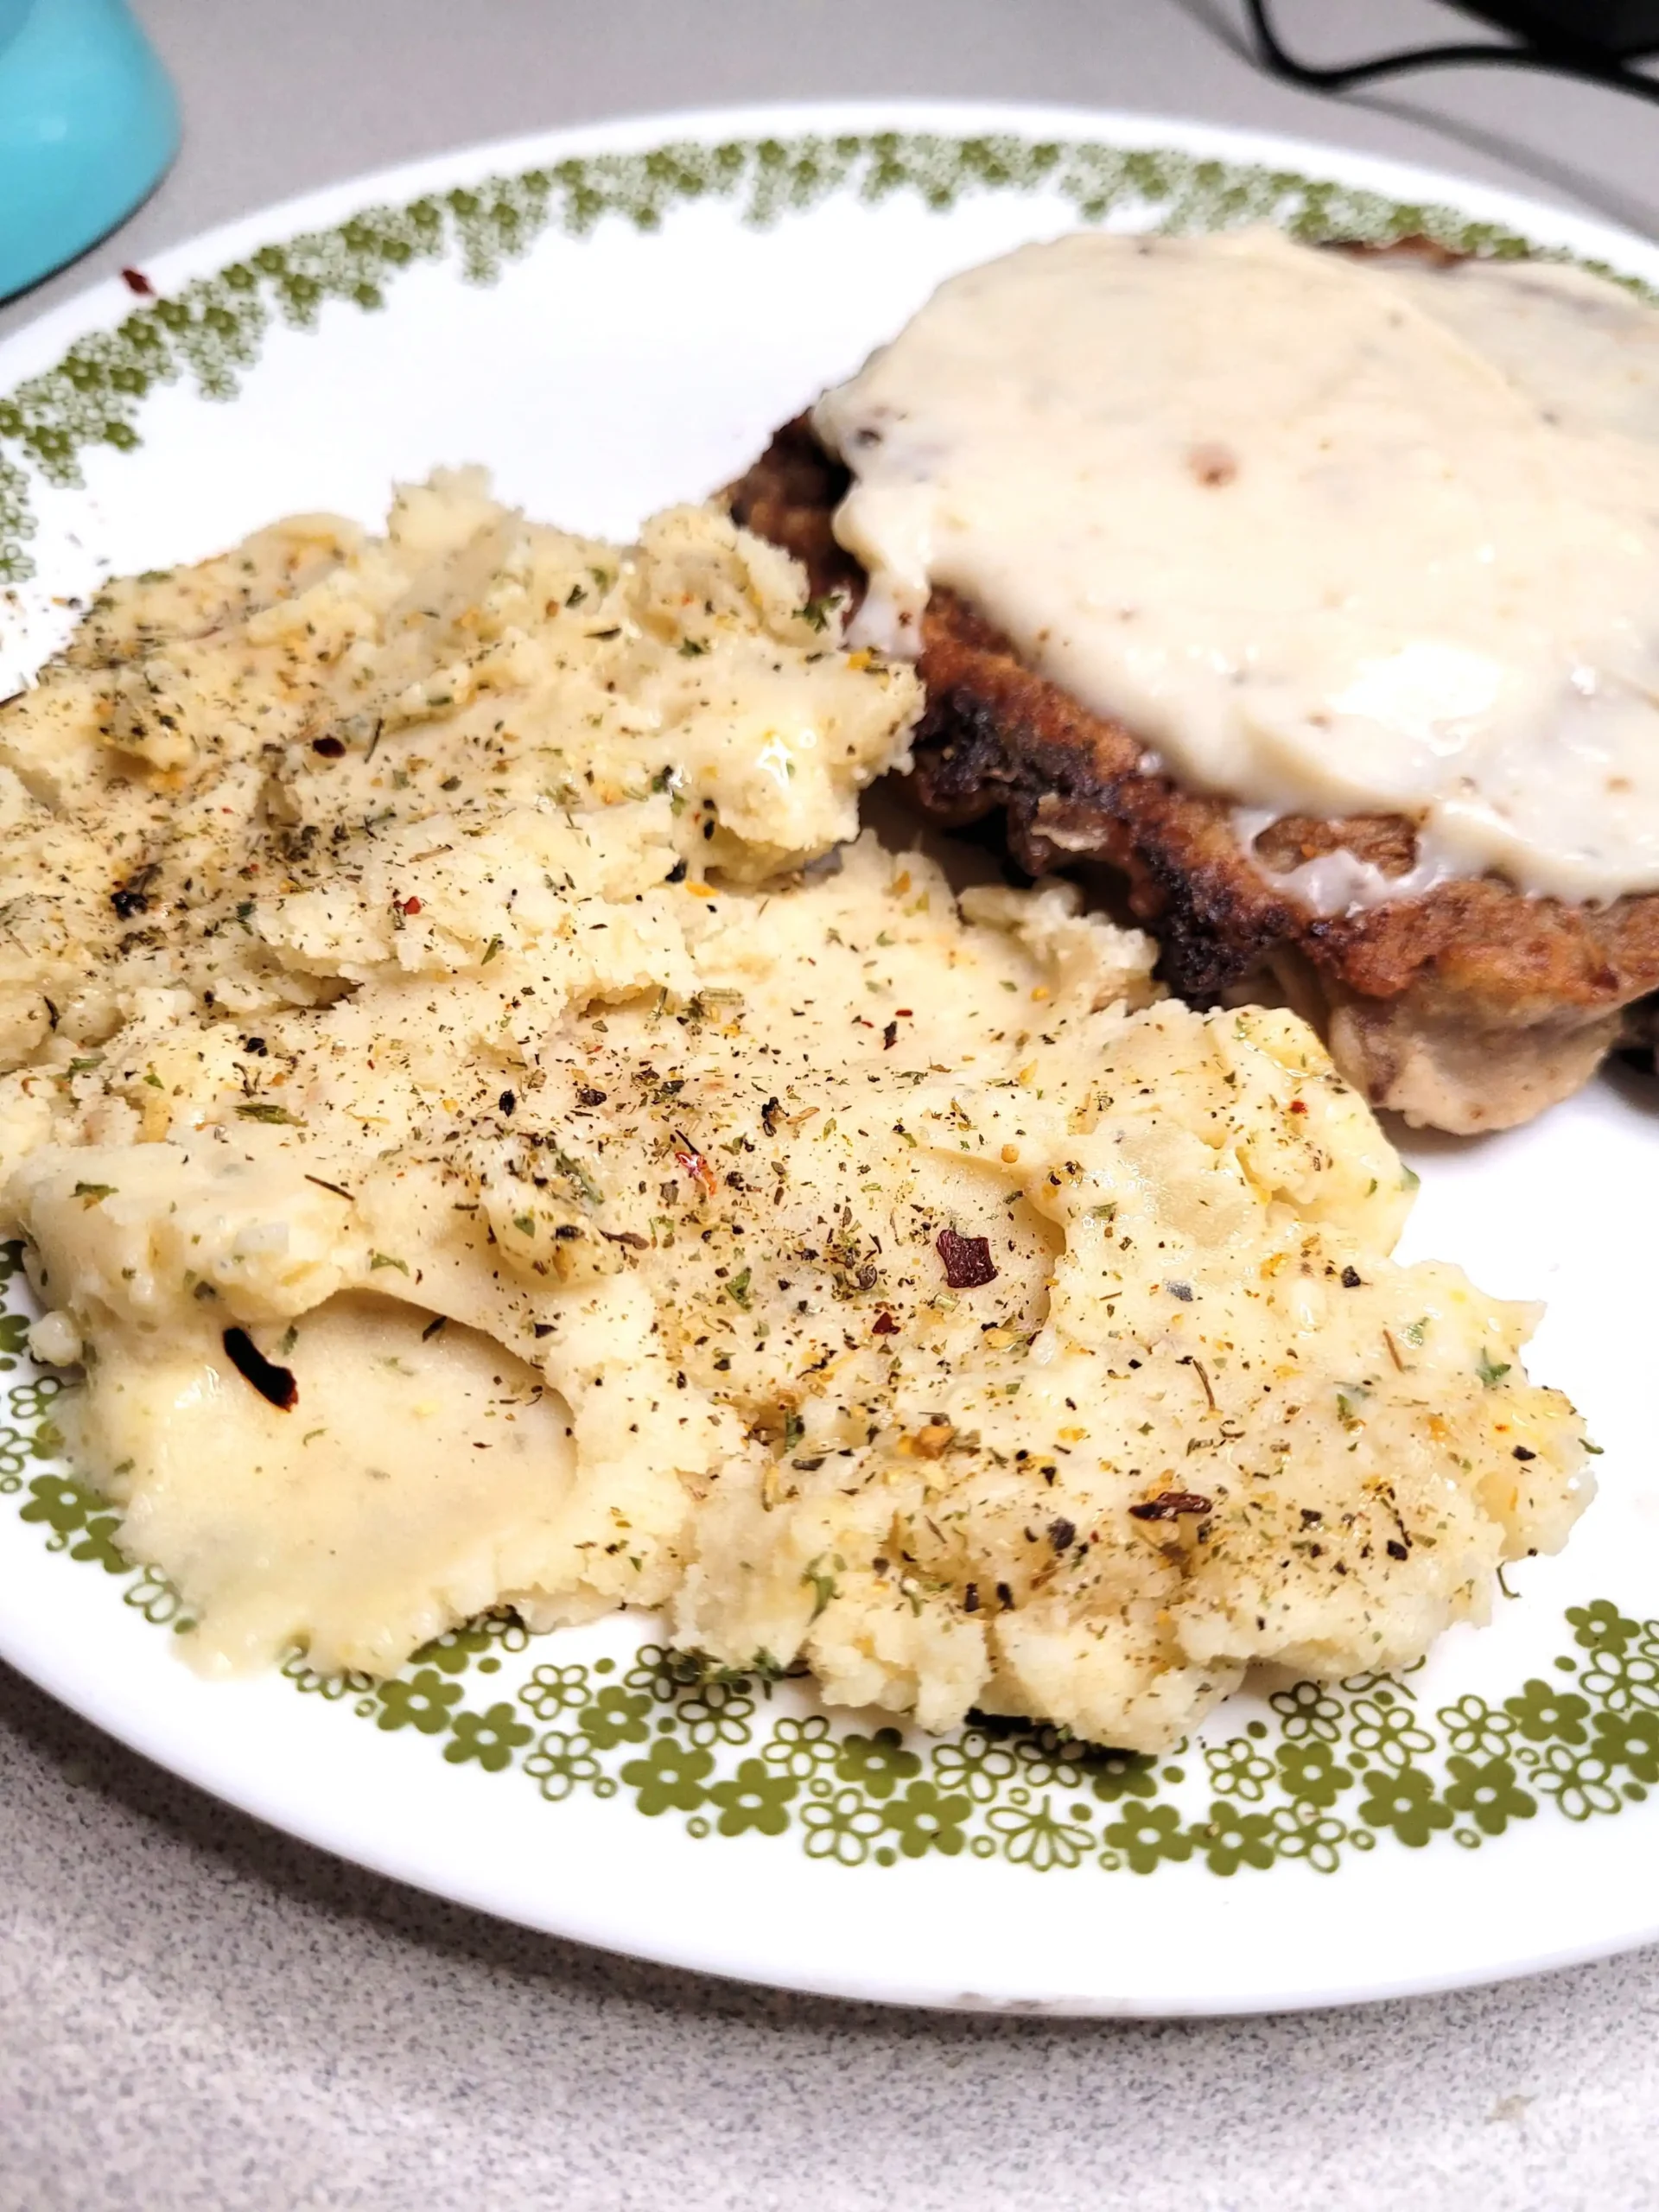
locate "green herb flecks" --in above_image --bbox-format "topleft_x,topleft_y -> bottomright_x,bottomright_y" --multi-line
552,1149 -> 603,1208
802,1553 -> 844,1623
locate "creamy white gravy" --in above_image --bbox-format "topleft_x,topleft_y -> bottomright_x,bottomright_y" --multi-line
813,228 -> 1659,908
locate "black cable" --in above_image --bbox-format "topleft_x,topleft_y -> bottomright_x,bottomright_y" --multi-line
1246,0 -> 1659,109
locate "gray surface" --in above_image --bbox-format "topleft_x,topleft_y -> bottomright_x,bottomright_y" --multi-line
5,3 -> 1659,2206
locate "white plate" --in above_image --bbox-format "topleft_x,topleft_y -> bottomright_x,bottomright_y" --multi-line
3,99 -> 1659,2017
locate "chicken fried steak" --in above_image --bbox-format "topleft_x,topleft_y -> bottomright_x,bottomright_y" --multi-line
728,232 -> 1659,1136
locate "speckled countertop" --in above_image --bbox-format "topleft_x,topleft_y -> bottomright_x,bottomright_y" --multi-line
6,5 -> 1659,2206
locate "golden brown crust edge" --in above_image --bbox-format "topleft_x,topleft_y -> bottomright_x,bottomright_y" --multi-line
728,415 -> 1659,1134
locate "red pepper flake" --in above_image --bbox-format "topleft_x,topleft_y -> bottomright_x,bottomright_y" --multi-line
401,895 -> 423,916
937,1228 -> 997,1289
672,1133 -> 719,1198
1128,1491 -> 1213,1522
872,1310 -> 899,1336
1288,1098 -> 1308,1116
222,1326 -> 297,1411
120,267 -> 155,296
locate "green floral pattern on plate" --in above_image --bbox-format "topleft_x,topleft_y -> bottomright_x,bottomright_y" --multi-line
2,128 -> 1651,580
2,1241 -> 1652,1877
0,137 -> 1651,1873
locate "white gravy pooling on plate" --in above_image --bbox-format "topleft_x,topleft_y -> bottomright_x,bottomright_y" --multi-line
813,227 -> 1659,909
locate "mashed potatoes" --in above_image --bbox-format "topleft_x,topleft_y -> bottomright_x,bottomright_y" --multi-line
0,478 -> 1594,1751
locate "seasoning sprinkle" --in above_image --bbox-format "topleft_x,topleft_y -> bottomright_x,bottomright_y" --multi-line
221,1326 -> 298,1411
1128,1491 -> 1213,1522
937,1227 -> 997,1289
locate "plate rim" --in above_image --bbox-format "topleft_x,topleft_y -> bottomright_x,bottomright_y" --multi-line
5,93 -> 1659,392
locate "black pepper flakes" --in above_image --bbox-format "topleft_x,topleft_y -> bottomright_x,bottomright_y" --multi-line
221,1326 -> 297,1411
110,879 -> 152,920
1128,1491 -> 1213,1522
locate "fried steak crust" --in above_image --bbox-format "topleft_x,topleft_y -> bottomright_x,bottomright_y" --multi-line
729,413 -> 1659,1133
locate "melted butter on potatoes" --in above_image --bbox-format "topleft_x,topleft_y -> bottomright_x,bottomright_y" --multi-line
0,480 -> 1593,1750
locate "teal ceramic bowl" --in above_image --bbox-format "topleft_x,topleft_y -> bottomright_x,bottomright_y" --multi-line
0,0 -> 179,300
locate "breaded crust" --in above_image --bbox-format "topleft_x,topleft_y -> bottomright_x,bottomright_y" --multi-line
728,414 -> 1659,1132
